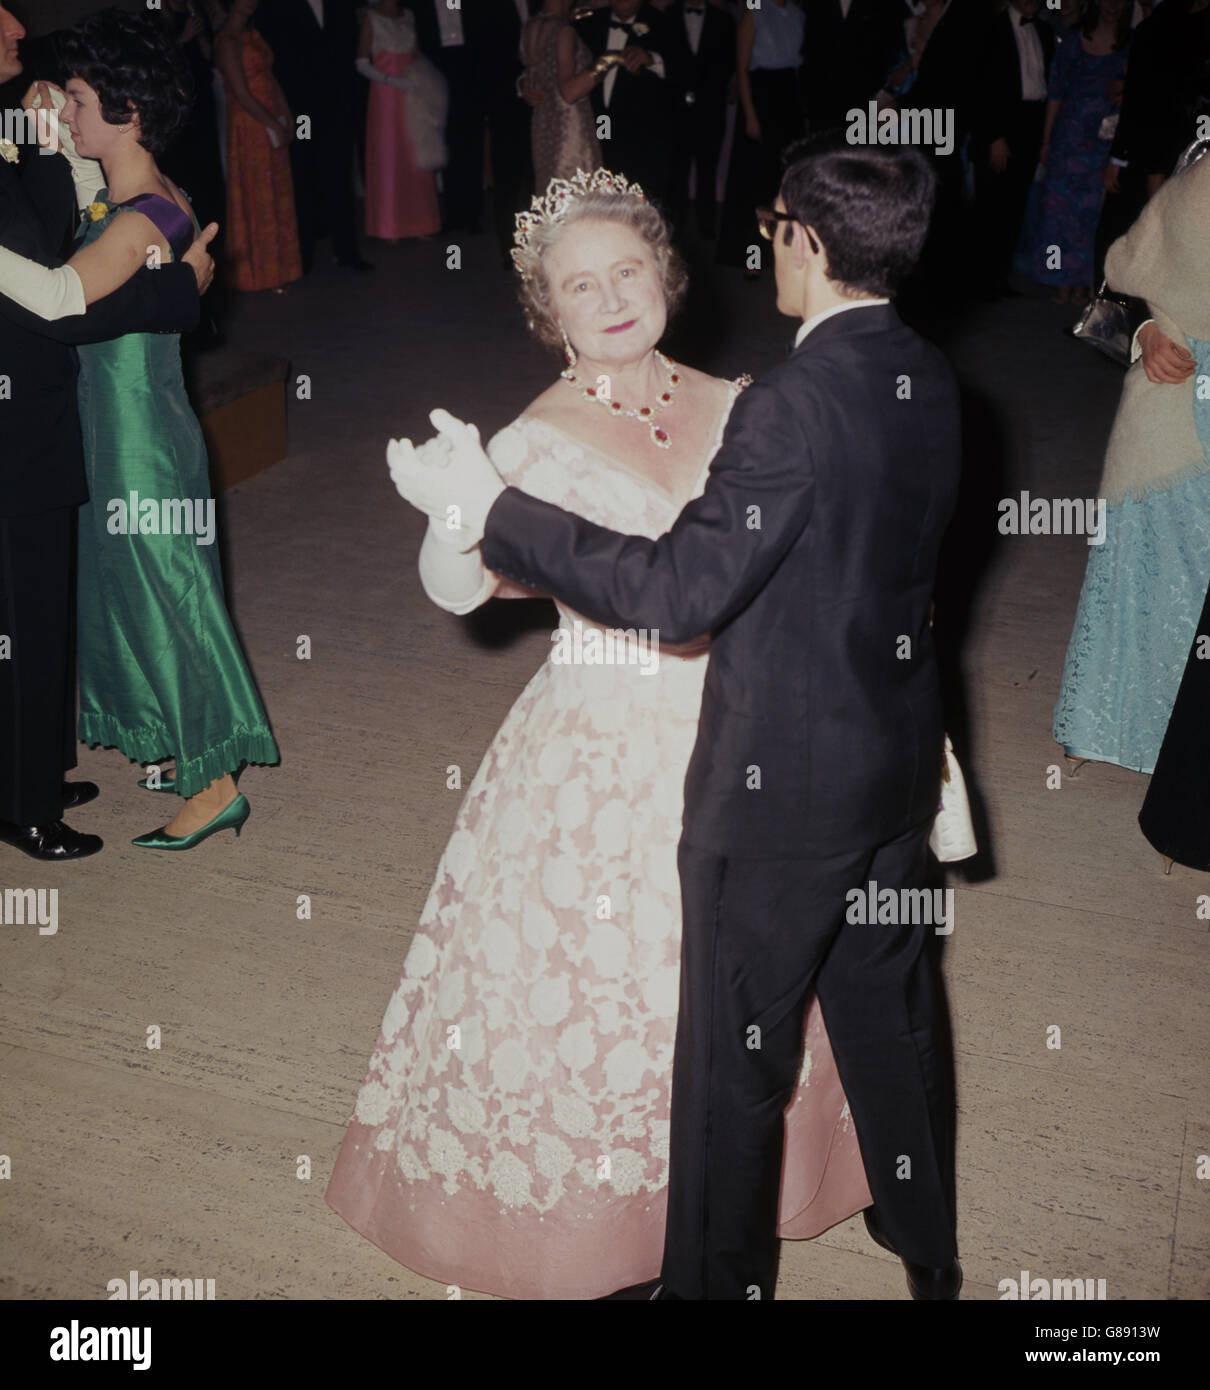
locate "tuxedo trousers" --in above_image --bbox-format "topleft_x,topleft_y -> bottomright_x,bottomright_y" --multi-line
0,507 -> 76,825
975,100 -> 1047,289
667,94 -> 727,236
662,820 -> 956,1299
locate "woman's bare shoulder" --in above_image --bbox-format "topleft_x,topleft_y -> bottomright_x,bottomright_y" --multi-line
519,379 -> 573,425
672,362 -> 741,403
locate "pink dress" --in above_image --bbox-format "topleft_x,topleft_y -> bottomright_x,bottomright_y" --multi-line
326,382 -> 872,1298
364,9 -> 439,239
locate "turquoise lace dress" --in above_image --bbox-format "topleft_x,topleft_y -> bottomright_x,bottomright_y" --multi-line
1052,337 -> 1210,773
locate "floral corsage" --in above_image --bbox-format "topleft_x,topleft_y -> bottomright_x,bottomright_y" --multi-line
86,200 -> 110,221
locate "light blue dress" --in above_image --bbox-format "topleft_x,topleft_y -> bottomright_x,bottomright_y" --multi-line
1053,337 -> 1210,772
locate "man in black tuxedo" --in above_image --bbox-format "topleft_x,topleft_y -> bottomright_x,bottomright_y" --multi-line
971,0 -> 1054,297
799,0 -> 902,130
0,5 -> 208,861
1097,0 -> 1210,279
575,0 -> 675,201
254,0 -> 369,271
897,0 -> 994,306
663,0 -> 734,238
412,0 -> 532,252
390,134 -> 964,1299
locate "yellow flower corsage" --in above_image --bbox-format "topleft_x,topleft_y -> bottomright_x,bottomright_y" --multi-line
86,200 -> 109,222
0,138 -> 19,165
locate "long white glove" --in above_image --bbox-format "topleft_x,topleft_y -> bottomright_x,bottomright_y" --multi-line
355,57 -> 414,92
387,408 -> 506,551
28,83 -> 104,211
418,519 -> 495,613
0,242 -> 85,318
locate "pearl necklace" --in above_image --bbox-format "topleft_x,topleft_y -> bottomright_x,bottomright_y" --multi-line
561,350 -> 680,448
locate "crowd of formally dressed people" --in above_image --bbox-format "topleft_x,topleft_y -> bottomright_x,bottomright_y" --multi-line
3,0 -> 1210,1306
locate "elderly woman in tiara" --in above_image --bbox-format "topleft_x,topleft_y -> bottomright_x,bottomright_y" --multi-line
325,168 -> 872,1299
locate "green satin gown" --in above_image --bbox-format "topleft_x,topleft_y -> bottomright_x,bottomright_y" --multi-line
75,191 -> 278,798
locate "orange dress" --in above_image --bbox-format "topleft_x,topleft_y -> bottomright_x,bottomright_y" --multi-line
221,29 -> 302,291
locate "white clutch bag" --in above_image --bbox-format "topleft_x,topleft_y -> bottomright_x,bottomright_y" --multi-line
929,735 -> 977,863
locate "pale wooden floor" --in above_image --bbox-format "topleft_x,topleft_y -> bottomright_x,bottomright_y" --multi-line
1,234 -> 1206,1301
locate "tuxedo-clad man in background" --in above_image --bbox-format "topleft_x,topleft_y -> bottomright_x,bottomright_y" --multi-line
799,0 -> 902,130
971,0 -> 1054,298
254,0 -> 370,271
575,0 -> 674,201
1096,0 -> 1210,279
902,0 -> 994,308
413,0 -> 532,253
0,4 -> 211,861
663,0 -> 734,237
389,133 -> 964,1300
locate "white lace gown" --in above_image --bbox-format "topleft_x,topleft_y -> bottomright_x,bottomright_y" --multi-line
326,382 -> 872,1298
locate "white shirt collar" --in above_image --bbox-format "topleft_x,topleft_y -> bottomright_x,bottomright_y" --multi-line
793,296 -> 891,349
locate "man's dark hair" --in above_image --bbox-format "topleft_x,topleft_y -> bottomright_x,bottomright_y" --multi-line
59,7 -> 193,155
779,132 -> 937,297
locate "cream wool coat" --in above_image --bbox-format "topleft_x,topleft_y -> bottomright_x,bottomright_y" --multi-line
1100,150 -> 1210,505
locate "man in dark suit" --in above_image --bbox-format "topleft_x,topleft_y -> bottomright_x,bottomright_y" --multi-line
412,0 -> 532,253
575,0 -> 675,201
662,0 -> 734,238
898,0 -> 995,306
254,0 -> 369,271
971,0 -> 1055,297
1096,0 -> 1210,280
390,134 -> 964,1299
799,0 -> 902,130
0,6 -> 208,861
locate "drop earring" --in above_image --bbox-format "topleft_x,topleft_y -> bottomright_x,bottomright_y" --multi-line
561,326 -> 577,369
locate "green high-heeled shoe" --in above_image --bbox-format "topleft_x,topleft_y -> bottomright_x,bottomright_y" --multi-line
131,793 -> 250,850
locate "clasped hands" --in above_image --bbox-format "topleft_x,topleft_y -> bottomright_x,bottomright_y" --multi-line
387,409 -> 506,551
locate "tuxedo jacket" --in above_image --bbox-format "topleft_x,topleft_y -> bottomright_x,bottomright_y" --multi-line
799,0 -> 903,128
910,0 -> 995,144
1110,2 -> 1210,178
482,305 -> 962,859
973,9 -> 1055,150
254,0 -> 361,119
662,2 -> 735,113
0,151 -> 199,519
412,0 -> 524,96
576,4 -> 674,132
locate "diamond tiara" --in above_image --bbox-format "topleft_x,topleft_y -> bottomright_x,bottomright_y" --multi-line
511,168 -> 646,278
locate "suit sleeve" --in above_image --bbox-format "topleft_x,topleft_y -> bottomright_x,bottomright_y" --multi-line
0,261 -> 200,344
19,148 -> 76,258
481,378 -> 815,644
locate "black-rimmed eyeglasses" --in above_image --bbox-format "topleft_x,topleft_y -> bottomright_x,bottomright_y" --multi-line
755,207 -> 819,253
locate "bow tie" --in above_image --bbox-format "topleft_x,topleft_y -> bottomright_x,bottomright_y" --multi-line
611,20 -> 635,33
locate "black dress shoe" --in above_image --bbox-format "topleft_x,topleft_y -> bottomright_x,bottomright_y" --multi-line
0,818 -> 102,860
336,255 -> 373,271
863,1208 -> 961,1300
61,780 -> 99,810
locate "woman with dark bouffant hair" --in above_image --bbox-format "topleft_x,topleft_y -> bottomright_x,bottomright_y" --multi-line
0,6 -> 279,850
